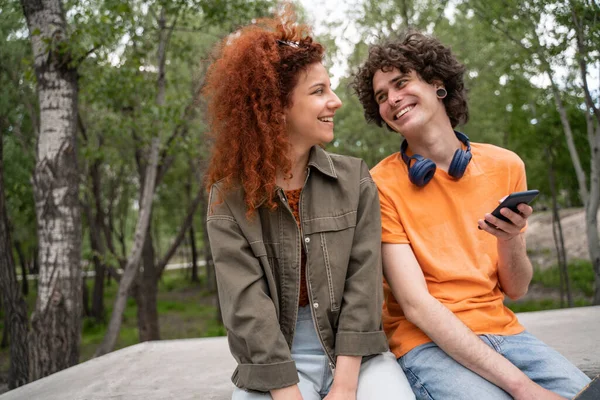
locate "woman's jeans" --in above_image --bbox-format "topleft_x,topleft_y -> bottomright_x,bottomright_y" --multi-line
233,306 -> 414,399
399,331 -> 591,400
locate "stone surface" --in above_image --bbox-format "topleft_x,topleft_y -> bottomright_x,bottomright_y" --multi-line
2,307 -> 599,400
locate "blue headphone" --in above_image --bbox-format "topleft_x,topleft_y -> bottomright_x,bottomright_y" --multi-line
400,131 -> 472,187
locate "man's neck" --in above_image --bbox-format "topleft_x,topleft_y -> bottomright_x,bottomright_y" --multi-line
404,124 -> 461,172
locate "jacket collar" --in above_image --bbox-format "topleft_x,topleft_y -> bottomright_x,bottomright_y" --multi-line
307,145 -> 337,179
255,146 -> 337,208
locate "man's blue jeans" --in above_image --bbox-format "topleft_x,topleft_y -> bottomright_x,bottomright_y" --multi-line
398,331 -> 591,399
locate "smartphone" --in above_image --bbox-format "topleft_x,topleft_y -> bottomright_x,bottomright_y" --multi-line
485,189 -> 540,227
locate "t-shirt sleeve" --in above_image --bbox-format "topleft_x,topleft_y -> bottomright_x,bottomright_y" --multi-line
513,156 -> 527,193
378,186 -> 410,244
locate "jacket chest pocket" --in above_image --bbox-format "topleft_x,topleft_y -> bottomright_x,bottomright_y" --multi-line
303,211 -> 357,312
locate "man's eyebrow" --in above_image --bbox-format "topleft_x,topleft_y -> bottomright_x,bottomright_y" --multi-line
374,74 -> 405,99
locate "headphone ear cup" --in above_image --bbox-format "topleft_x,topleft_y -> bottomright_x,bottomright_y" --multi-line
409,158 -> 437,187
448,148 -> 472,179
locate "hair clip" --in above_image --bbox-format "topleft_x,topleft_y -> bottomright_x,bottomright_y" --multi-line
276,39 -> 299,48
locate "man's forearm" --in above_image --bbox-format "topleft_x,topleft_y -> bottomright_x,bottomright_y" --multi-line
497,233 -> 532,300
405,294 -> 532,396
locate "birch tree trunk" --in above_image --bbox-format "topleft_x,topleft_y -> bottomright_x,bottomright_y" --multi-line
571,6 -> 600,304
94,138 -> 160,357
0,131 -> 30,389
585,115 -> 600,304
21,0 -> 83,381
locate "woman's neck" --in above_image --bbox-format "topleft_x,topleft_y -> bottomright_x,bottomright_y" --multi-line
276,147 -> 311,191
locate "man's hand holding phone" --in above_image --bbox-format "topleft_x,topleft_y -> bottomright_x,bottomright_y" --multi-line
477,190 -> 539,242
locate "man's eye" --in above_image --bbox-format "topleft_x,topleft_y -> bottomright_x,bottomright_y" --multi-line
377,94 -> 387,104
396,80 -> 406,88
313,88 -> 324,94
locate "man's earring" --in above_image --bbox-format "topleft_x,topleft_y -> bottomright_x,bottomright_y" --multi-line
436,88 -> 447,99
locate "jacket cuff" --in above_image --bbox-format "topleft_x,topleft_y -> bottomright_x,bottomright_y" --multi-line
335,331 -> 388,356
232,360 -> 299,392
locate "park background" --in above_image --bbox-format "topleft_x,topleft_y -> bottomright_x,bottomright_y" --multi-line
0,0 -> 599,394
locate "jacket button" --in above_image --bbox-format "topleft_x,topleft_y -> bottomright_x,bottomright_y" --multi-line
305,237 -> 310,243
313,302 -> 319,309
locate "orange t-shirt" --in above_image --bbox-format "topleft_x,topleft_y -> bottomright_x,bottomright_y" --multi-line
370,142 -> 526,358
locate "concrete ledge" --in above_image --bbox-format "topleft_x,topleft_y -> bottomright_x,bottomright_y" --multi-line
2,306 -> 599,399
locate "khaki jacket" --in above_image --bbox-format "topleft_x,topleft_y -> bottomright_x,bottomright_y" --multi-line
207,146 -> 387,392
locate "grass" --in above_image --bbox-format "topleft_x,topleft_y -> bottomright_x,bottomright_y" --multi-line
505,298 -> 591,313
504,259 -> 595,313
531,259 -> 595,297
0,269 -> 223,378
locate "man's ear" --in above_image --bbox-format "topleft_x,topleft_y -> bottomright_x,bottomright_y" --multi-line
431,78 -> 444,88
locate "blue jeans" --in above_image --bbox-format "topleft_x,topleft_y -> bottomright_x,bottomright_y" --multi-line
398,331 -> 591,400
233,306 -> 414,399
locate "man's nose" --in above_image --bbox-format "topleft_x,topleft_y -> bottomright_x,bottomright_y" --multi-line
388,89 -> 402,107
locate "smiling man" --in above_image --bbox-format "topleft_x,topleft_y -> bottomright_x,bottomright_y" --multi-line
351,31 -> 590,400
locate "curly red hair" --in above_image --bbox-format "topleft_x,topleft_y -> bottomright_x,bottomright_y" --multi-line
204,6 -> 324,216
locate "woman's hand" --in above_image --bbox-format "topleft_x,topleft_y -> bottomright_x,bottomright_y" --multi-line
323,355 -> 360,400
323,383 -> 356,400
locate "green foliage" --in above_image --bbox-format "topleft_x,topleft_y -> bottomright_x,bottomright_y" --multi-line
505,297 -> 591,313
1,0 -> 37,256
532,259 -> 595,297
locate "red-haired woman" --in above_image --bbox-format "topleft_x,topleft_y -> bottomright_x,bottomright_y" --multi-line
204,10 -> 414,400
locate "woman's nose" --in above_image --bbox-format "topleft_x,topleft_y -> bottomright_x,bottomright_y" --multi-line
329,92 -> 342,110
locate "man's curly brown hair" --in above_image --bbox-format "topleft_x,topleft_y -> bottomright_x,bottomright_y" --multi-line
203,6 -> 324,216
351,31 -> 469,130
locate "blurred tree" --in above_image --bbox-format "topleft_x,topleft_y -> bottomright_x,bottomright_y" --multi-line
91,0 -> 274,354
463,0 -> 600,303
0,112 -> 29,390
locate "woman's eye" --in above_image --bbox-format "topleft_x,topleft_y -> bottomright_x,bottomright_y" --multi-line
377,94 -> 387,104
314,88 -> 324,94
396,80 -> 406,88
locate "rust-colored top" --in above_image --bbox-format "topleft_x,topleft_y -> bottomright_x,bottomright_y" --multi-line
285,188 -> 309,307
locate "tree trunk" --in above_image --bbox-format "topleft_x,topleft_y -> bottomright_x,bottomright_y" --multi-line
0,126 -> 30,389
187,158 -> 199,283
136,227 -> 160,342
31,245 -> 39,275
585,116 -> 600,305
201,188 -> 216,293
89,144 -> 108,322
82,199 -> 106,323
91,261 -> 105,321
190,225 -> 199,283
21,0 -> 82,381
81,276 -> 90,318
546,147 -> 572,307
94,138 -> 160,357
545,71 -> 589,205
14,241 -> 29,297
1,315 -> 8,350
